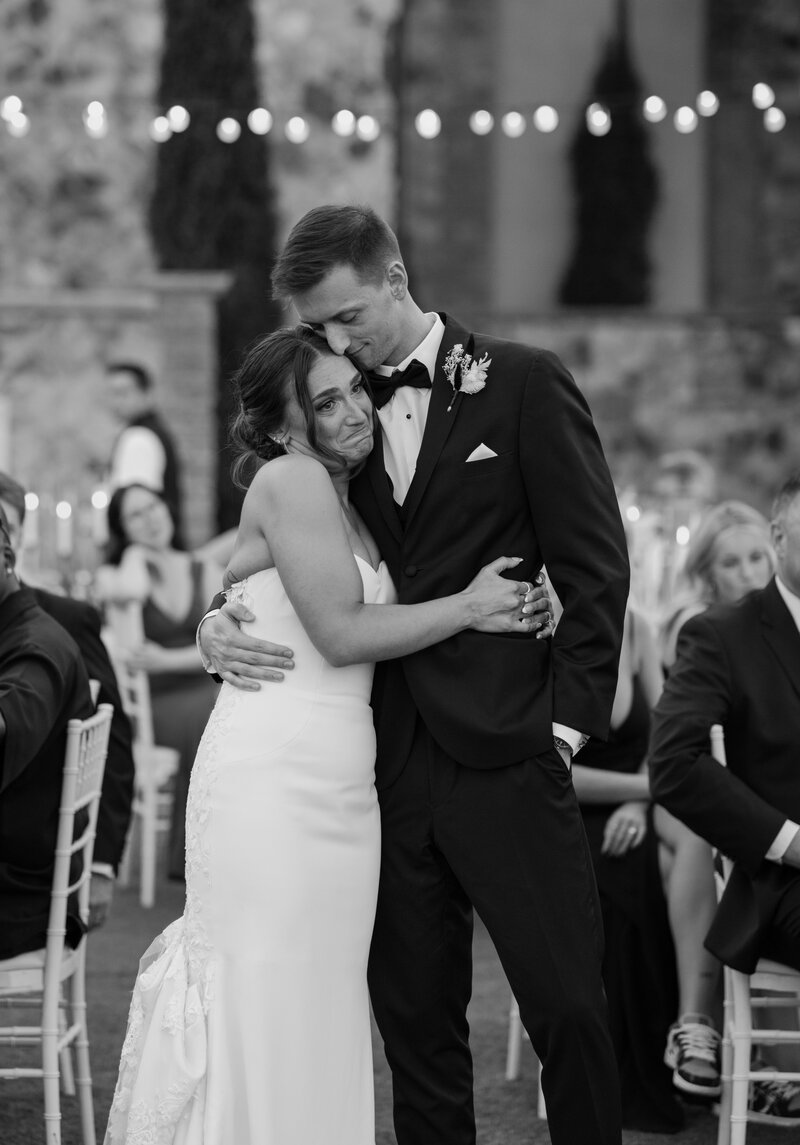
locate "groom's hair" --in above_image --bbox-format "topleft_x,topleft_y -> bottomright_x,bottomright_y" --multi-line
271,205 -> 401,298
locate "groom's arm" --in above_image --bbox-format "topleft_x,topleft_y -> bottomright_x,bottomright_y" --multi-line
197,598 -> 295,689
520,350 -> 629,741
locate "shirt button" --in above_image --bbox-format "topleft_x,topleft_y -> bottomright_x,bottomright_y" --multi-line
406,413 -> 412,419
404,565 -> 418,577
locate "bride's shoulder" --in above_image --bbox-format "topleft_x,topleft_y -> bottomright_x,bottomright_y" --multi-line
246,454 -> 334,505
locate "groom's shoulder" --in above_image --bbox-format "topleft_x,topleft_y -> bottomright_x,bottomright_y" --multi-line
470,327 -> 564,372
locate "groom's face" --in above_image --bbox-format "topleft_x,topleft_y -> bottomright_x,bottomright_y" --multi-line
292,263 -> 406,371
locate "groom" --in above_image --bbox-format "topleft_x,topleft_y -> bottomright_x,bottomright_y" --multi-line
200,205 -> 629,1144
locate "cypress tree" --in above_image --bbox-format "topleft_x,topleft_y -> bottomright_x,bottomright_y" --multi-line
559,0 -> 658,306
150,0 -> 280,530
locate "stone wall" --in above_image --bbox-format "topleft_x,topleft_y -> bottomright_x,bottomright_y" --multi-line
494,311 -> 800,513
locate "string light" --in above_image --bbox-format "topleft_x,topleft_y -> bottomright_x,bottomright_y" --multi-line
285,116 -> 309,143
167,104 -> 190,132
5,110 -> 30,137
148,115 -> 172,142
82,100 -> 108,139
216,117 -> 241,142
696,90 -> 719,117
586,102 -> 611,136
532,105 -> 559,133
764,106 -> 786,133
752,83 -> 775,110
0,88 -> 794,146
469,109 -> 494,135
501,111 -> 526,138
674,105 -> 698,134
1,94 -> 22,120
415,109 -> 441,139
331,109 -> 356,137
642,95 -> 667,123
247,107 -> 273,135
355,114 -> 380,142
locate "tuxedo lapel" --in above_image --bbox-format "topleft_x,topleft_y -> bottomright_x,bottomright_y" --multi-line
401,315 -> 470,527
760,579 -> 800,703
359,422 -> 403,545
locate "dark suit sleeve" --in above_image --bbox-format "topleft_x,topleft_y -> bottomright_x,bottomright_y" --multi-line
519,350 -> 629,739
31,591 -> 135,872
648,612 -> 786,874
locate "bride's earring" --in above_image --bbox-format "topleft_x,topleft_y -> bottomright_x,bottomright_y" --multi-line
272,429 -> 290,448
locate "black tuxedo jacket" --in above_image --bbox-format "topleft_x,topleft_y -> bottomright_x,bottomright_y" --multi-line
350,314 -> 629,787
649,578 -> 800,971
31,589 -> 135,872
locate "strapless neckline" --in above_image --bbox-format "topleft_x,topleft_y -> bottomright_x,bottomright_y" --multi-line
227,554 -> 386,593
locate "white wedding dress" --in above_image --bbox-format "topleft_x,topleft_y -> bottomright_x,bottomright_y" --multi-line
105,558 -> 394,1145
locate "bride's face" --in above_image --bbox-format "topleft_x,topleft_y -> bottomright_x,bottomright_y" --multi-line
283,354 -> 374,472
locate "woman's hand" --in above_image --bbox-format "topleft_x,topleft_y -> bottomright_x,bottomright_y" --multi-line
601,800 -> 649,857
462,558 -> 547,634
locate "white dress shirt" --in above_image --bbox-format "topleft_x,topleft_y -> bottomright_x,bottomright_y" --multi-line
110,425 -> 167,493
372,314 -> 442,504
766,575 -> 800,861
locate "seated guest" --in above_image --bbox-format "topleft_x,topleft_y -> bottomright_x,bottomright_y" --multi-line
572,601 -> 683,1132
660,500 -> 774,669
655,498 -> 776,1096
650,471 -> 800,1125
0,472 -> 135,929
0,506 -> 94,959
95,483 -> 220,880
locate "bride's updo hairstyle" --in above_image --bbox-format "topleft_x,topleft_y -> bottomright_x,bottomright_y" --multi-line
230,325 -> 365,488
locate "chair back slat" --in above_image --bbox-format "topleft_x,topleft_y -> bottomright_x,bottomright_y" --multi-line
45,704 -> 114,940
102,602 -> 155,747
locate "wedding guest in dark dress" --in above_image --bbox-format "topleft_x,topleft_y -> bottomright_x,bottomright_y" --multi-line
95,484 -> 220,879
0,507 -> 94,959
0,471 -> 135,929
572,604 -> 681,1132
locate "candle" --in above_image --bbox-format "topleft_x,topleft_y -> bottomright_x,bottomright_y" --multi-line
23,491 -> 39,547
55,500 -> 73,558
91,489 -> 109,547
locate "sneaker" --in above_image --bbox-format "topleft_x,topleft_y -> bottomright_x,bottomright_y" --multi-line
664,1013 -> 721,1097
748,1060 -> 800,1126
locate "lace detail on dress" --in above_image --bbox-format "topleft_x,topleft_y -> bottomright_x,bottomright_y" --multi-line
105,666 -> 247,1144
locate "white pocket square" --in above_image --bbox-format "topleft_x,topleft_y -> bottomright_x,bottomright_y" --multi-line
466,443 -> 498,462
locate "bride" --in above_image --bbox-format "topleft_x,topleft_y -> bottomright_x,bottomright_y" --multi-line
104,326 -> 546,1145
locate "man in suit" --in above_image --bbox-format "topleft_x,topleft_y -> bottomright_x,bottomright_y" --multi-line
199,205 -> 629,1145
0,474 -> 135,928
650,472 -> 800,1118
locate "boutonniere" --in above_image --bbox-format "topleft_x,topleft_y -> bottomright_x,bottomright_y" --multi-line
443,343 -> 492,412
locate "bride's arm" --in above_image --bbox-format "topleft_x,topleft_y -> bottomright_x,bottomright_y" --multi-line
255,456 -> 529,667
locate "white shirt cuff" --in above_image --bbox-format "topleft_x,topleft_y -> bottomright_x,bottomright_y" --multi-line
91,862 -> 115,879
196,609 -> 221,673
552,724 -> 588,755
766,821 -> 800,863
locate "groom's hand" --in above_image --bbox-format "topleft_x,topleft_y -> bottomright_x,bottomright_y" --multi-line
199,603 -> 295,690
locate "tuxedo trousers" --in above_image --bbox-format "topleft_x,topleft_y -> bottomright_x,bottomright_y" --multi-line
367,718 -> 622,1145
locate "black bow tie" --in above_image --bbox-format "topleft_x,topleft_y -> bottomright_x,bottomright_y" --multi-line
368,359 -> 431,410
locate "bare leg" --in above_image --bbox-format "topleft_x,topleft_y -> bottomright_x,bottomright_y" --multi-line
655,805 -> 721,1023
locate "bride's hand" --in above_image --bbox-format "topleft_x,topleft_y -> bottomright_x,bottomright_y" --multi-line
462,558 -> 548,634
